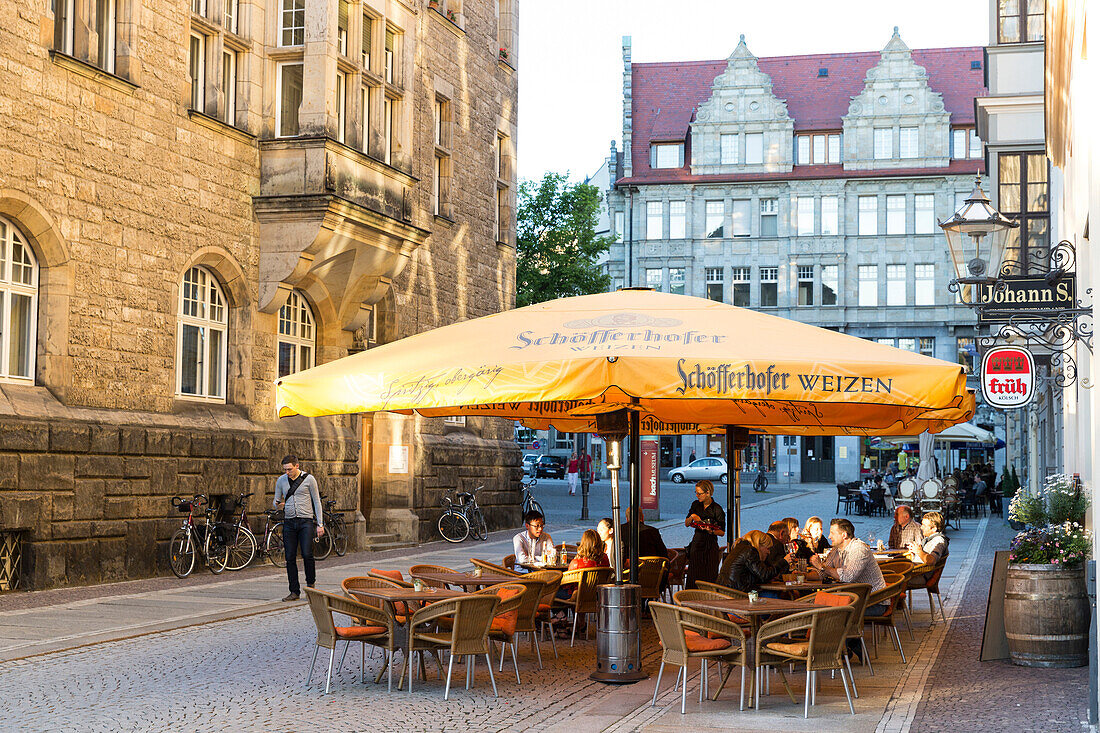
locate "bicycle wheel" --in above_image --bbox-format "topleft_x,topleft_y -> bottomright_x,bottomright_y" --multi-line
314,527 -> 333,561
469,506 -> 488,541
206,532 -> 229,575
169,528 -> 196,578
224,525 -> 257,571
267,523 -> 286,568
438,510 -> 470,543
331,515 -> 348,556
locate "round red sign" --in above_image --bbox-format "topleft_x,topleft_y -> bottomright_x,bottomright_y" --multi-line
981,346 -> 1035,408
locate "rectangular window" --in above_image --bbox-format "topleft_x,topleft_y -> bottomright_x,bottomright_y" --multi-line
496,186 -> 506,242
192,0 -> 206,15
276,62 -> 303,137
705,201 -> 724,238
731,199 -> 750,236
646,268 -> 662,291
898,338 -> 916,353
721,134 -> 738,165
821,265 -> 838,305
96,0 -> 116,73
745,133 -> 763,165
335,72 -> 347,143
821,196 -> 838,235
873,128 -> 892,159
383,97 -> 393,164
858,196 -> 877,235
669,201 -> 686,239
362,14 -> 373,68
189,33 -> 205,113
646,201 -> 662,240
828,134 -> 841,163
760,198 -> 777,237
433,155 -> 443,215
669,268 -> 685,295
614,212 -> 625,239
731,267 -> 750,307
360,87 -> 371,152
796,197 -> 814,236
797,265 -> 814,306
919,337 -> 935,357
652,143 -> 683,169
999,0 -> 1044,43
899,127 -> 919,159
797,135 -> 810,164
337,0 -> 349,55
915,194 -> 935,233
886,264 -> 906,306
759,267 -> 778,307
952,129 -> 968,159
999,152 -> 1050,272
221,51 -> 236,125
886,195 -> 906,235
224,0 -> 237,33
957,336 -> 976,373
705,267 -> 723,302
812,134 -> 826,164
434,99 -> 443,146
281,0 -> 305,46
915,264 -> 935,305
384,28 -> 396,84
858,265 -> 878,306
969,130 -> 983,158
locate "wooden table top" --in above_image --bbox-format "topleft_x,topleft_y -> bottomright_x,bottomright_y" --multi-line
518,562 -> 569,571
681,597 -> 810,617
409,570 -> 515,587
348,586 -> 464,603
759,580 -> 836,593
875,548 -> 911,556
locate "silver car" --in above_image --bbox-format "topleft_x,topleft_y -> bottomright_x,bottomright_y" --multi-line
668,457 -> 728,484
522,453 -> 539,476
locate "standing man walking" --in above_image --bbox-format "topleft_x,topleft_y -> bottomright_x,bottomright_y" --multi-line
567,452 -> 579,496
274,455 -> 324,601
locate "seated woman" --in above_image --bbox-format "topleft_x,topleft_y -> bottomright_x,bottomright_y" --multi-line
596,517 -> 616,569
906,510 -> 949,584
556,529 -> 610,600
782,517 -> 815,561
720,530 -> 785,593
801,516 -> 831,555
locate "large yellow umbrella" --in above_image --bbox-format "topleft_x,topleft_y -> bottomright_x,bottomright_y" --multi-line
276,289 -> 974,433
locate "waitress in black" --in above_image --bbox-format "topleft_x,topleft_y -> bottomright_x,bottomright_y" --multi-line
684,479 -> 725,588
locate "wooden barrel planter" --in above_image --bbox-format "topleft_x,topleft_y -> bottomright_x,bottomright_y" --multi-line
1004,563 -> 1089,668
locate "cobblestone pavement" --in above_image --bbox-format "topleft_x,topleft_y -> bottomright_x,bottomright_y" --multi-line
2,482 -> 1041,732
908,517 -> 1089,733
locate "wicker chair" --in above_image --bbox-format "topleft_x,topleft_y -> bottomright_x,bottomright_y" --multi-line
791,587 -> 866,694
650,600 -> 748,713
552,566 -> 613,646
525,569 -> 563,658
755,605 -> 855,717
664,549 -> 687,601
673,588 -> 750,630
695,581 -> 749,600
341,575 -> 410,619
406,593 -> 504,699
502,554 -> 518,571
623,556 -> 669,603
369,568 -> 414,587
470,558 -> 523,577
304,588 -> 397,694
907,556 -> 948,624
864,577 -> 909,663
478,581 -> 543,681
409,564 -> 460,588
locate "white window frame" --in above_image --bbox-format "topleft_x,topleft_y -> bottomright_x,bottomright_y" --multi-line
797,265 -> 814,306
192,0 -> 206,15
337,0 -> 349,56
919,337 -> 935,357
275,62 -> 303,137
224,0 -> 237,33
360,86 -> 371,153
915,194 -> 935,233
646,201 -> 663,240
899,127 -> 919,159
56,0 -> 75,55
720,134 -> 738,165
176,266 -> 228,400
858,265 -> 878,307
222,50 -> 236,125
433,155 -> 443,216
97,0 -> 117,73
821,196 -> 839,235
653,143 -> 682,169
361,13 -> 373,69
189,33 -> 206,113
383,97 -> 393,164
731,266 -> 750,307
669,267 -> 685,295
335,71 -> 347,144
759,198 -> 778,237
669,200 -> 686,239
915,264 -> 935,305
280,0 -> 305,46
952,129 -> 968,159
969,130 -> 983,158
277,290 -> 316,378
759,266 -> 778,307
614,212 -> 625,239
384,28 -> 396,84
745,133 -> 763,165
0,217 -> 39,382
797,135 -> 810,164
796,196 -> 814,236
886,264 -> 907,306
705,267 -> 724,302
645,268 -> 662,291
858,196 -> 877,236
827,133 -> 841,163
705,201 -> 724,238
873,127 -> 892,159
886,195 -> 906,235
731,199 -> 750,237
812,134 -> 826,164
821,264 -> 838,305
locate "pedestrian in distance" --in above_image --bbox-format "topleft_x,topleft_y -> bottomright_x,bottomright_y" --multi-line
273,455 -> 324,602
689,449 -> 697,463
567,452 -> 579,495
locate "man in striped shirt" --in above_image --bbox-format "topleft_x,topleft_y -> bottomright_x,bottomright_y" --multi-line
811,517 -> 886,593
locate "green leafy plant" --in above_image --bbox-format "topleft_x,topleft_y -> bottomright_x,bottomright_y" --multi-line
1008,473 -> 1091,566
1009,522 -> 1092,566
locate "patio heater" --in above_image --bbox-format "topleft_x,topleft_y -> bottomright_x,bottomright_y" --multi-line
590,408 -> 646,683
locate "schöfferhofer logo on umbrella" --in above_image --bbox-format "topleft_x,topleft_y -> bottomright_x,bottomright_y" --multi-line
511,311 -> 726,352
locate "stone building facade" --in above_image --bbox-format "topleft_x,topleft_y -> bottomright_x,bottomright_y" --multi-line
0,0 -> 520,589
605,31 -> 989,483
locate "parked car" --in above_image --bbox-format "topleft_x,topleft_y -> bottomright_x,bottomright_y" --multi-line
522,453 -> 539,476
536,455 -> 566,479
668,457 -> 728,484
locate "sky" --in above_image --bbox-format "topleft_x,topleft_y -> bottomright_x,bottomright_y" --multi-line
516,0 -> 989,183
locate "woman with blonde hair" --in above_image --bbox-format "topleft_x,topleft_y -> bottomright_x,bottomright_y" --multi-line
685,479 -> 725,588
719,529 -> 788,592
555,529 -> 610,607
802,516 -> 831,554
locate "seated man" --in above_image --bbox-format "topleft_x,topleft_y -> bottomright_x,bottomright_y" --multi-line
888,506 -> 923,549
906,510 -> 949,585
763,520 -> 795,575
811,518 -> 886,597
620,508 -> 668,560
513,509 -> 554,567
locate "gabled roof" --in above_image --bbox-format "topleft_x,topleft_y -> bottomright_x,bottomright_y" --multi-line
628,46 -> 986,184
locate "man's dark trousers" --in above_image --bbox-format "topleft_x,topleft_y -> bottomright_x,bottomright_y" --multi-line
283,517 -> 316,594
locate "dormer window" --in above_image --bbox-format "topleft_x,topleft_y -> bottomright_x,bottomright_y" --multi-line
796,133 -> 841,164
650,143 -> 684,169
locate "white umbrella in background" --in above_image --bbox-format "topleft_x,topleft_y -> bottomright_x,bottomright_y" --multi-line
917,430 -> 937,481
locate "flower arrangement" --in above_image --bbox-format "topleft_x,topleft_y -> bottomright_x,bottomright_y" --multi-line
499,47 -> 509,62
1008,473 -> 1091,566
447,9 -> 458,21
428,0 -> 440,8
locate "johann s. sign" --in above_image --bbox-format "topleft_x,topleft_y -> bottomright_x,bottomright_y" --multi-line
981,345 -> 1035,409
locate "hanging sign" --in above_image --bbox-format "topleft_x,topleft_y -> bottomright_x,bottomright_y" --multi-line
977,275 -> 1077,323
640,438 -> 660,513
981,346 -> 1035,409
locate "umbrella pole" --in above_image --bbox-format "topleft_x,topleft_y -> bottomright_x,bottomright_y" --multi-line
607,439 -> 624,584
629,409 -> 641,577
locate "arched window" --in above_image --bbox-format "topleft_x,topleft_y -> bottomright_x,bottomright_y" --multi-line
177,266 -> 227,399
277,290 -> 315,377
0,217 -> 38,380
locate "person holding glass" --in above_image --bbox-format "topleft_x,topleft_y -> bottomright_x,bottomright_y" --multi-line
513,509 -> 555,566
685,480 -> 725,588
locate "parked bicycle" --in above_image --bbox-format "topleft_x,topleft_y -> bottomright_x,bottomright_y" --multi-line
521,477 -> 543,516
259,508 -> 286,568
222,492 -> 258,571
169,495 -> 229,578
313,498 -> 349,560
753,470 -> 769,493
438,486 -> 488,543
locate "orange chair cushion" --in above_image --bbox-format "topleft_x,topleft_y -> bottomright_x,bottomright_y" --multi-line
813,591 -> 851,607
685,635 -> 732,653
490,587 -> 523,636
336,625 -> 387,639
538,603 -> 552,613
371,569 -> 404,582
766,641 -> 808,656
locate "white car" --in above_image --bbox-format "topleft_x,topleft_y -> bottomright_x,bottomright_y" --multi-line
668,457 -> 728,484
522,453 -> 539,476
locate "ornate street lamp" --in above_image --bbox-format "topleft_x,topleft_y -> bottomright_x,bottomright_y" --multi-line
939,176 -> 1018,303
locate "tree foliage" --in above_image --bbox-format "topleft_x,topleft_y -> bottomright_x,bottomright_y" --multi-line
516,172 -> 612,307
